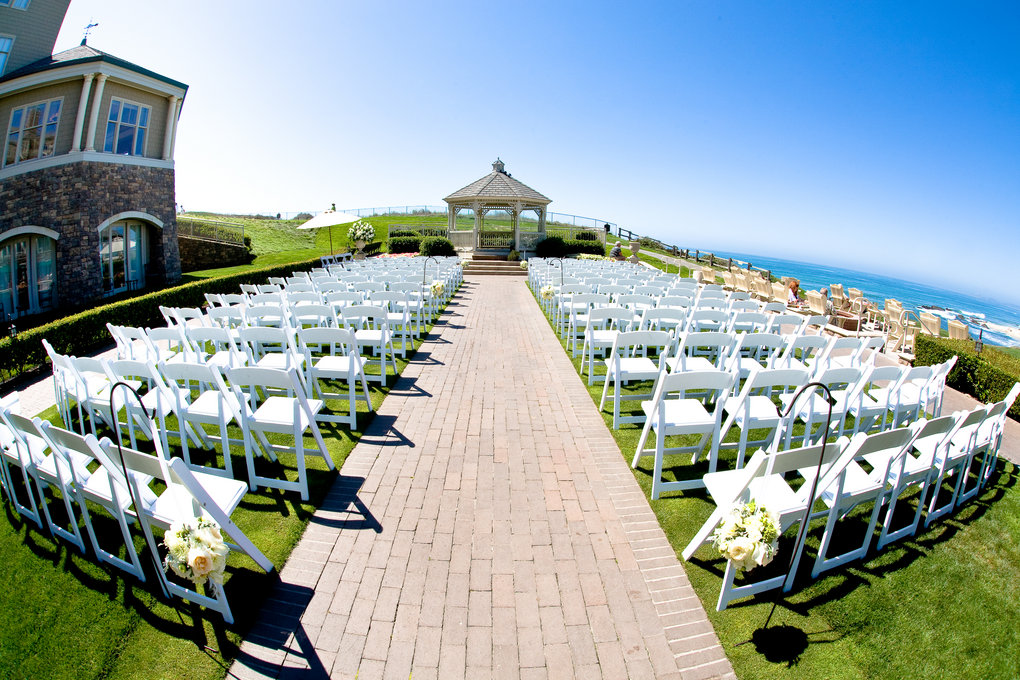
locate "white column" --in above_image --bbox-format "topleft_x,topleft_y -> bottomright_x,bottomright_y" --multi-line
162,95 -> 179,160
71,73 -> 95,152
83,73 -> 108,152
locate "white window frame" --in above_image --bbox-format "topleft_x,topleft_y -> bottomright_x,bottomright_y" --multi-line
3,96 -> 62,168
103,97 -> 151,157
99,220 -> 149,296
0,232 -> 57,320
0,35 -> 13,77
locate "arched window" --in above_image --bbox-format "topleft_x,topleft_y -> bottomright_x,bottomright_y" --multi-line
0,230 -> 57,319
99,219 -> 150,295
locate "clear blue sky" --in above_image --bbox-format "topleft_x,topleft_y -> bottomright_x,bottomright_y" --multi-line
54,1 -> 1020,303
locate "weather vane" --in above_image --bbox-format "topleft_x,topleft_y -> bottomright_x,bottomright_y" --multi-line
83,20 -> 99,43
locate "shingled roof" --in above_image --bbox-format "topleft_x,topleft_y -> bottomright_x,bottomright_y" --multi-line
444,159 -> 551,205
0,42 -> 188,90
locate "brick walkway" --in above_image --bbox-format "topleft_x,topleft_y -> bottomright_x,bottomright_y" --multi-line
231,277 -> 735,679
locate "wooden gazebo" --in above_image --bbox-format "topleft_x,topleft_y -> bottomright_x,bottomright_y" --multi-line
443,159 -> 552,254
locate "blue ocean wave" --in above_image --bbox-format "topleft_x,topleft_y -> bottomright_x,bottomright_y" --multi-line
709,250 -> 1020,347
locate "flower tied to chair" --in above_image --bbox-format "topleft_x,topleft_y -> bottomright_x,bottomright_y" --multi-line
711,501 -> 780,572
163,516 -> 229,586
431,280 -> 444,297
540,285 -> 554,301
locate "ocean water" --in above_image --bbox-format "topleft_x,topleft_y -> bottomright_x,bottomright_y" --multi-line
709,250 -> 1020,348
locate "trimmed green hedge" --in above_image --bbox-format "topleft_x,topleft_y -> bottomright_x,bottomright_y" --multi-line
915,334 -> 1020,421
0,257 -> 320,381
565,239 -> 606,256
420,236 -> 456,257
535,236 -> 606,258
388,236 -> 422,254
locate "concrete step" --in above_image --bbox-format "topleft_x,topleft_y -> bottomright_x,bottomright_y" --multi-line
464,260 -> 529,277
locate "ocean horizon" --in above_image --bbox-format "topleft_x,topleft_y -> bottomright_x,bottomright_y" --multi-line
707,249 -> 1020,348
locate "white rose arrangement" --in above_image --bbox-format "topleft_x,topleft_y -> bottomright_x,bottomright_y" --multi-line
163,516 -> 229,586
348,221 -> 375,243
519,260 -> 528,269
430,280 -> 444,297
711,500 -> 780,573
540,285 -> 555,301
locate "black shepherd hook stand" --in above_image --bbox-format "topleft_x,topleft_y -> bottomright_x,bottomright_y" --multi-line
743,380 -> 835,661
108,381 -> 170,598
108,381 -> 219,652
548,257 -> 564,286
421,256 -> 439,288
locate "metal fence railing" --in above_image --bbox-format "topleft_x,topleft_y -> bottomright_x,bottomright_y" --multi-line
176,217 -> 245,245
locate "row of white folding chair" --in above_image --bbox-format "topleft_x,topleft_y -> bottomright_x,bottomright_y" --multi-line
0,395 -> 272,621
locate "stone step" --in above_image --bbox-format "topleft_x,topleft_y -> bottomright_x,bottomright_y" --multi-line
464,261 -> 528,277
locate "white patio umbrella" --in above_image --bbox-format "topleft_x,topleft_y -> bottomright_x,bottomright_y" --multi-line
297,209 -> 362,254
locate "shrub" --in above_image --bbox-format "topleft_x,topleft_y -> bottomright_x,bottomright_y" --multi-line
294,212 -> 313,221
389,229 -> 419,238
420,236 -> 456,257
574,231 -> 599,241
535,236 -> 567,258
0,257 -> 321,382
564,239 -> 606,256
388,236 -> 422,254
915,335 -> 1020,421
507,249 -> 520,262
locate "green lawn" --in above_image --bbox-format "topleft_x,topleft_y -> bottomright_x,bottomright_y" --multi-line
534,289 -> 1020,680
0,293 -> 457,680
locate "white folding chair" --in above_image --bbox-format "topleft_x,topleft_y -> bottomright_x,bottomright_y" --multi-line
238,325 -> 302,372
0,395 -> 44,528
580,307 -> 633,386
2,409 -> 91,550
599,330 -> 672,429
95,436 -> 273,623
298,327 -> 373,428
159,361 -> 243,479
632,369 -> 735,498
725,332 -> 785,381
226,366 -> 333,501
36,420 -> 148,578
186,325 -> 247,370
681,436 -> 853,610
667,331 -> 735,373
807,426 -> 922,577
847,364 -> 906,434
778,366 -> 866,445
339,305 -> 397,384
864,414 -> 960,549
718,367 -> 810,469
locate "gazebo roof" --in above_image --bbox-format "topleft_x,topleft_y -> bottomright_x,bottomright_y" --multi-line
444,159 -> 552,206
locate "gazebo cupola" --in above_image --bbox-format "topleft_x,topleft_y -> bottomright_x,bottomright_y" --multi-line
443,159 -> 551,253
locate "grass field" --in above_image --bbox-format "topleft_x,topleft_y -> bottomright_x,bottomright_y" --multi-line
533,287 -> 1020,679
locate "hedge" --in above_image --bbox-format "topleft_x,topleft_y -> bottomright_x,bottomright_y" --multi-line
388,236 -> 422,254
389,229 -> 419,238
914,334 -> 1020,421
390,227 -> 447,238
535,236 -> 606,258
420,236 -> 456,257
0,257 -> 320,381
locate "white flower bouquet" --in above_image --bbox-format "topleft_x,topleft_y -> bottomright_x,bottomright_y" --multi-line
348,221 -> 375,243
540,285 -> 555,301
430,280 -> 444,297
163,516 -> 229,586
520,260 -> 528,269
711,500 -> 780,573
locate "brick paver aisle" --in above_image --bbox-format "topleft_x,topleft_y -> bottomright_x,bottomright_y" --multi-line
232,277 -> 735,680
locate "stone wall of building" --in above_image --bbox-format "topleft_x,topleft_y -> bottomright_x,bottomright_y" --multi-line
0,161 -> 180,309
177,235 -> 251,272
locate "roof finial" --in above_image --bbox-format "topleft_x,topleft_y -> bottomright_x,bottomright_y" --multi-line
492,158 -> 505,174
82,20 -> 99,45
